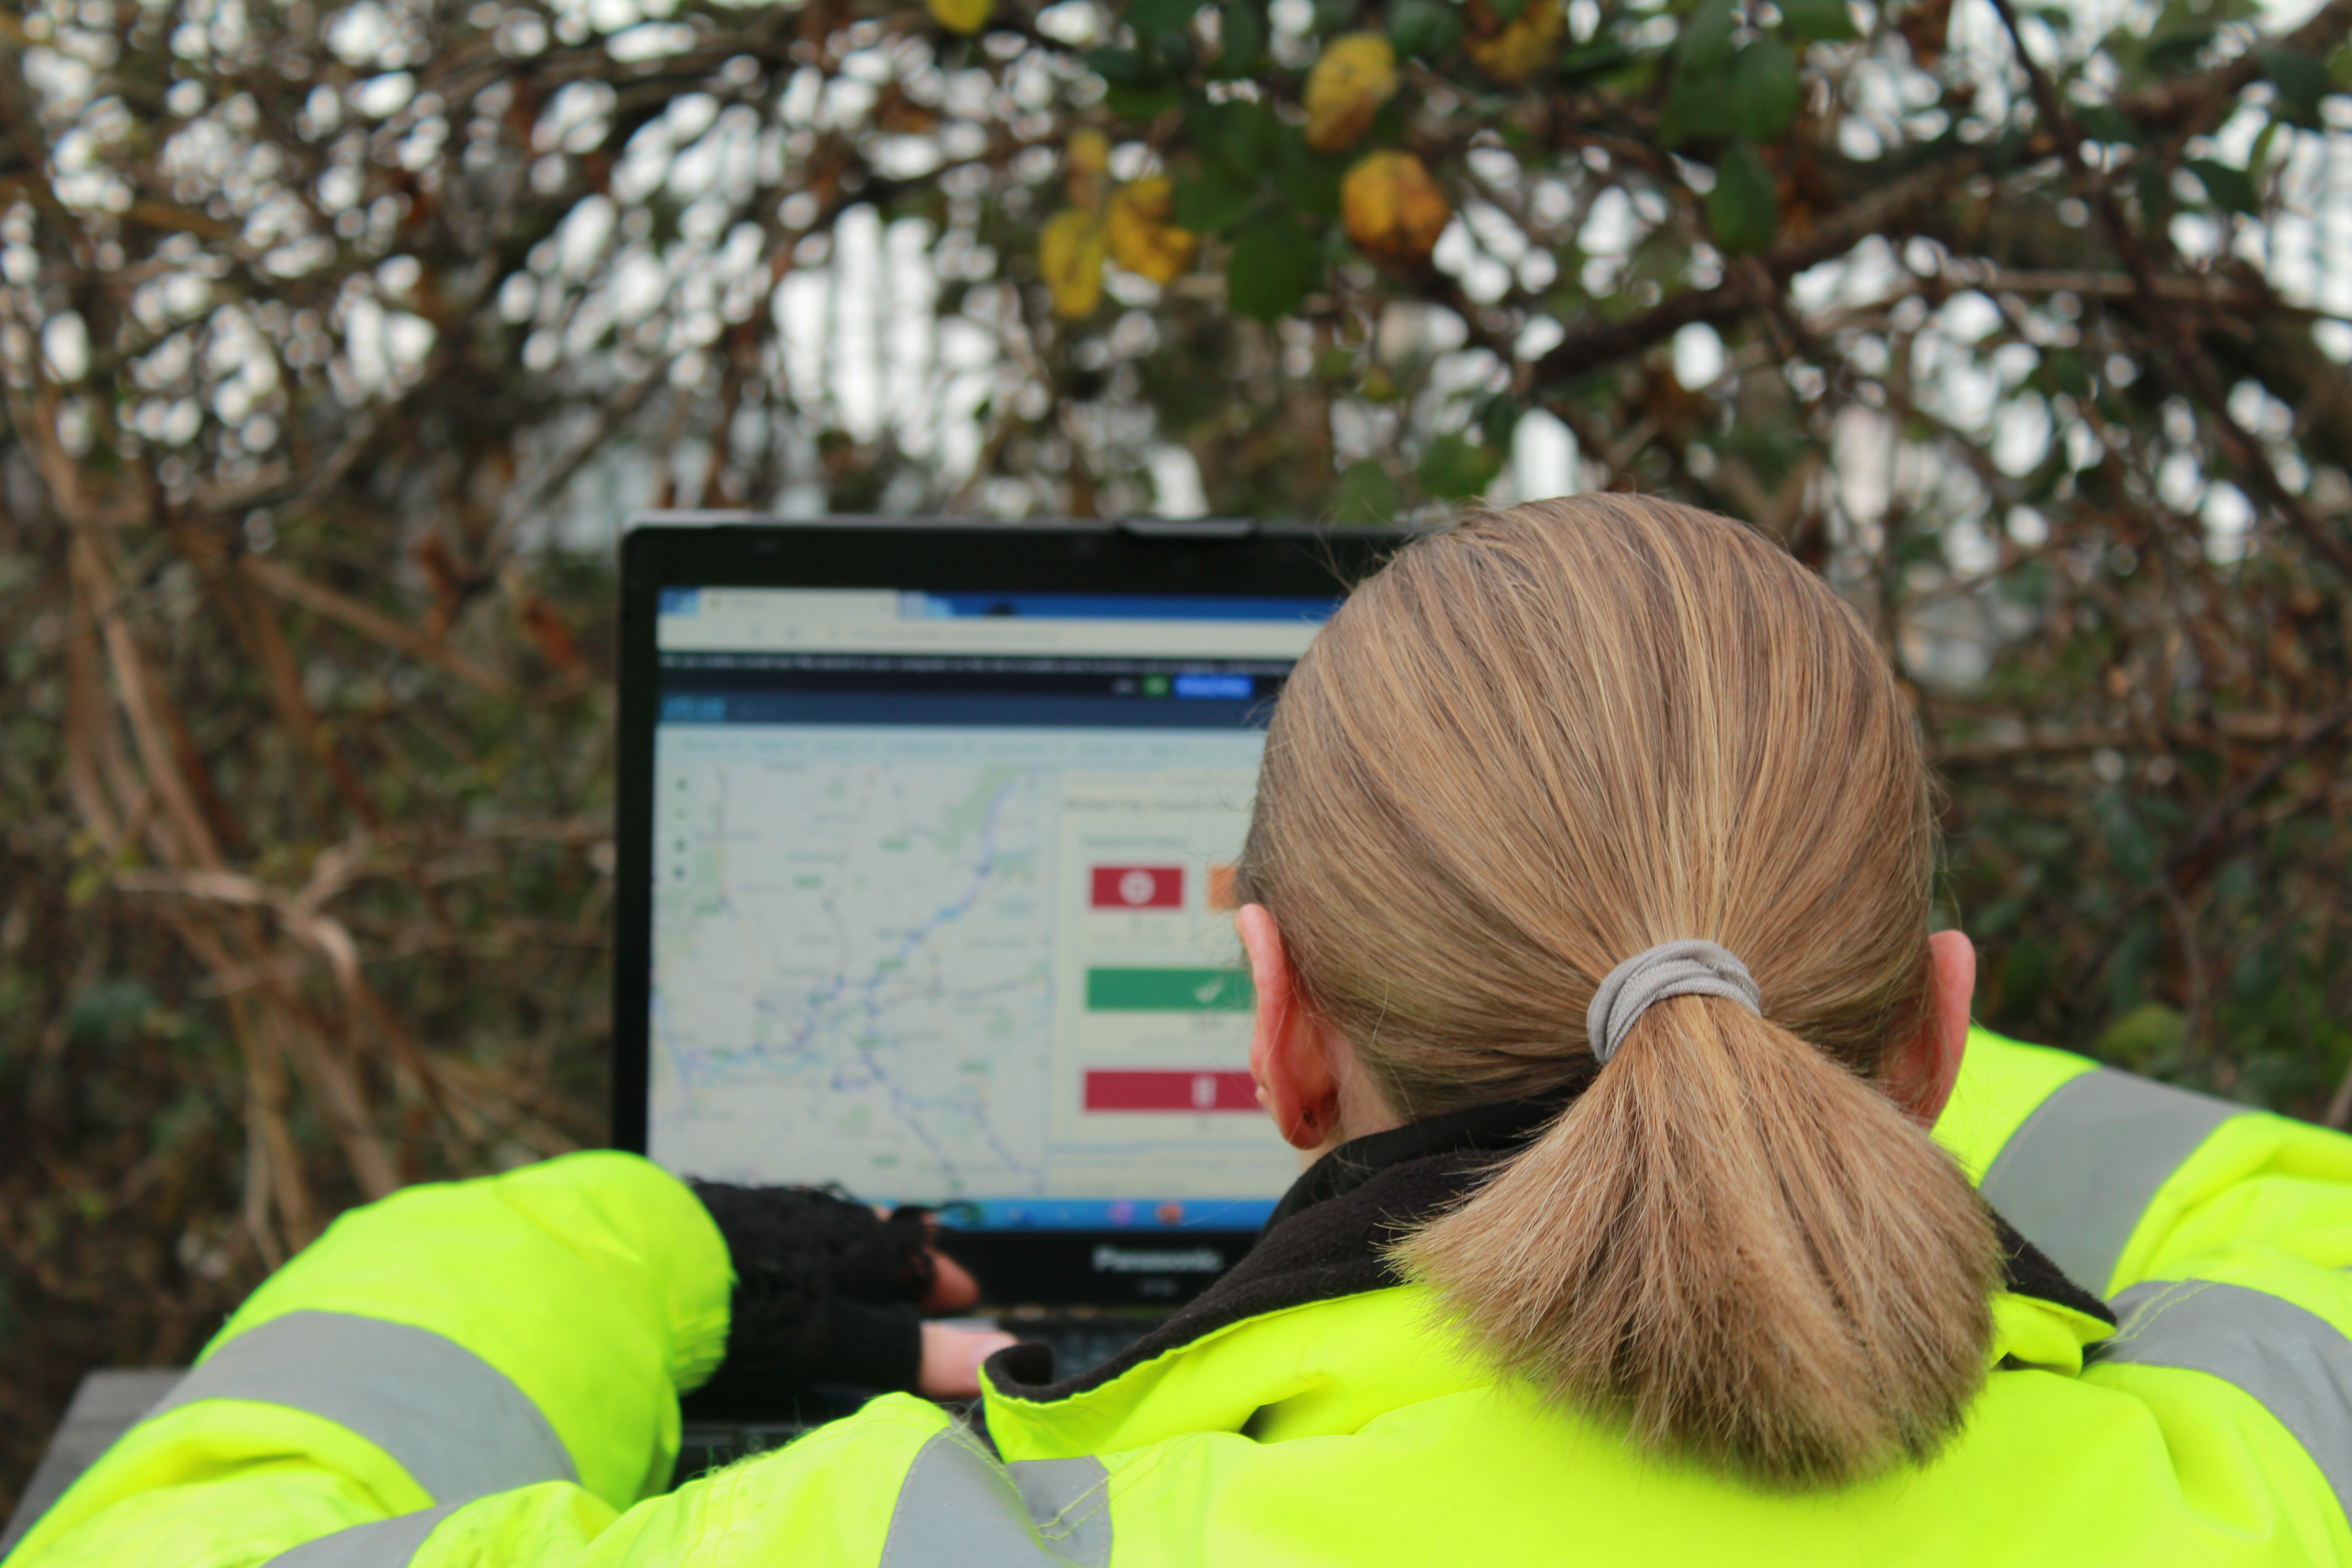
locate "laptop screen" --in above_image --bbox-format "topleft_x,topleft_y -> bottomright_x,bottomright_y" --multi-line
646,584 -> 1337,1237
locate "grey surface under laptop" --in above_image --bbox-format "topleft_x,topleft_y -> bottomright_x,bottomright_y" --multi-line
0,1368 -> 186,1556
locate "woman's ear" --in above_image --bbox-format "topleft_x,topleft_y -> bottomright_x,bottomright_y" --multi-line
1237,903 -> 1342,1152
1887,928 -> 1975,1128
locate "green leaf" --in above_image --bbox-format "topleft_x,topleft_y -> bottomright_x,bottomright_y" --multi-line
1220,98 -> 1279,176
1994,933 -> 2053,1017
1227,206 -> 1322,321
645,195 -> 684,249
2236,146 -> 2280,221
1971,892 -> 2029,939
69,977 -> 158,1044
2259,44 -> 2331,130
1180,87 -> 1218,137
1216,0 -> 1265,74
2186,157 -> 2259,216
2073,102 -> 2137,144
1272,135 -> 1346,218
1679,0 -> 1737,73
1388,0 -> 1463,60
1172,165 -> 1256,232
1085,45 -> 1161,84
2143,24 -> 2215,74
2041,349 -> 2091,399
1106,80 -> 1181,118
1332,460 -> 1406,522
1729,36 -> 1800,142
1127,0 -> 1199,45
1707,138 -> 1779,253
2094,1001 -> 2185,1073
1557,39 -> 1636,84
1475,391 -> 1521,451
1775,0 -> 1858,40
1659,63 -> 1735,146
1416,432 -> 1505,499
1487,0 -> 1531,20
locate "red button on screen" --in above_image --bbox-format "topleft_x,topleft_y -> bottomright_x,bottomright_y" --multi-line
1090,865 -> 1184,909
1083,1069 -> 1259,1113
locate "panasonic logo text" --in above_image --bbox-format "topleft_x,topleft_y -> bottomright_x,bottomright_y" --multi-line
1091,1245 -> 1224,1274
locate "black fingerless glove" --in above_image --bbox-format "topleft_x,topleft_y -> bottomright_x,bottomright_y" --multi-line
686,1182 -> 938,1414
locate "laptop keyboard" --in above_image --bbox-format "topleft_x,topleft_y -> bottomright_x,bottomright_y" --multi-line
672,1314 -> 1165,1486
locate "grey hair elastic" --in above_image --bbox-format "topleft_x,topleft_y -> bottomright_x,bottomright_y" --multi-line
1585,940 -> 1762,1064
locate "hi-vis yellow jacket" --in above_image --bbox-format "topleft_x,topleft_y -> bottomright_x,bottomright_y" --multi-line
13,1028 -> 2352,1568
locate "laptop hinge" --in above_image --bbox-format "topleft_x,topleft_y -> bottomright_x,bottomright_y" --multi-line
1114,516 -> 1256,540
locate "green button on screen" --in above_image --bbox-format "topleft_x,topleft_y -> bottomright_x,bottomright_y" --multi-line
1084,967 -> 1256,1012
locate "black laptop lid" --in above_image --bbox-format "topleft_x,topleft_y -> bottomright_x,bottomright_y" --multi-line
613,517 -> 1415,1307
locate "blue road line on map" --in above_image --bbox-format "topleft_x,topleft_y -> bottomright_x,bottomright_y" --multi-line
850,774 -> 1038,1180
664,770 -> 1049,1189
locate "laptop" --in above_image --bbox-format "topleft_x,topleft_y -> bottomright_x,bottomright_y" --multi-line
608,514 -> 1414,1472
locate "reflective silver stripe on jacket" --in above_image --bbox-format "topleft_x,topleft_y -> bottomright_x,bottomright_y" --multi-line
147,1310 -> 576,1505
2098,1279 -> 2352,1514
1979,1068 -> 2239,1294
880,1428 -> 1112,1568
263,1506 -> 459,1568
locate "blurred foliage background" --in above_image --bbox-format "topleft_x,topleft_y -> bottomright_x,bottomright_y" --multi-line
1,0 -> 2349,1509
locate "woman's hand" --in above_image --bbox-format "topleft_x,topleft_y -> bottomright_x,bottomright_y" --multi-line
907,1222 -> 1013,1397
918,1320 -> 1020,1399
693,1183 -> 1001,1401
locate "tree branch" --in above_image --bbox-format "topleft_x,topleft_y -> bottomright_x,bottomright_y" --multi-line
1528,153 -> 1984,389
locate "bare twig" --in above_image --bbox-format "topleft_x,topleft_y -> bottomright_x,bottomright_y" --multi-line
241,554 -> 515,697
1529,157 -> 1983,389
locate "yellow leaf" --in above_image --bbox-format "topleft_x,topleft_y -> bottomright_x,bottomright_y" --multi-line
1066,127 -> 1111,208
1040,209 -> 1107,317
1068,128 -> 1110,176
1341,150 -> 1451,267
1467,0 -> 1563,82
926,0 -> 991,32
1105,177 -> 1199,284
1305,33 -> 1399,152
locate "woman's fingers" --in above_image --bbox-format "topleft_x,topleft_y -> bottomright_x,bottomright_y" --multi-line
917,1322 -> 1019,1399
921,1248 -> 980,1313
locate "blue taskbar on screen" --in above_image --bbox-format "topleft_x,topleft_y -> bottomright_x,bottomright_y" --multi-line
934,1197 -> 1279,1231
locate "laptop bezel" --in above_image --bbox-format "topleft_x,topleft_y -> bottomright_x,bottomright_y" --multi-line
612,514 -> 1419,1307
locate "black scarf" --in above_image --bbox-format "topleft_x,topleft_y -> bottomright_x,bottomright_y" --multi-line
985,1093 -> 2114,1403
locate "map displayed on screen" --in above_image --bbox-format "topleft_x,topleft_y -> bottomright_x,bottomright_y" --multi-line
643,588 -> 1325,1231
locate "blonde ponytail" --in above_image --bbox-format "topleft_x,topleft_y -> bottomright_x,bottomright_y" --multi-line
1239,495 -> 2002,1487
1398,1001 -> 1997,1487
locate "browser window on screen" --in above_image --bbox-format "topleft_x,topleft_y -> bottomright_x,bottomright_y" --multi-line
645,586 -> 1336,1235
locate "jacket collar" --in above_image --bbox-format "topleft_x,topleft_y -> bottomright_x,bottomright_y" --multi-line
983,1096 -> 2116,1406
1258,1092 -> 1585,1235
